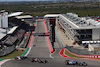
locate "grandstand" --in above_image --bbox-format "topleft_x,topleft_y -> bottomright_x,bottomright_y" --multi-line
0,11 -> 32,56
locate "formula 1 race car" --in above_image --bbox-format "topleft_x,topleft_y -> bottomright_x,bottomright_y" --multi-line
31,58 -> 48,63
65,60 -> 88,66
15,56 -> 27,60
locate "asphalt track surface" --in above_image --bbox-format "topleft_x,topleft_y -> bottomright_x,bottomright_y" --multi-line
1,20 -> 100,67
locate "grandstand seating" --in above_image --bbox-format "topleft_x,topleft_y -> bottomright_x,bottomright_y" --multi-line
0,17 -> 31,56
8,17 -> 22,26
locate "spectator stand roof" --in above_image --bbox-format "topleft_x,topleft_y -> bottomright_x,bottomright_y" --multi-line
0,28 -> 6,33
44,14 -> 59,18
16,15 -> 33,19
0,28 -> 6,40
7,26 -> 18,34
61,13 -> 100,29
0,33 -> 6,40
8,12 -> 23,17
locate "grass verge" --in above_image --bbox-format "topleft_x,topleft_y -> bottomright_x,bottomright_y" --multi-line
65,50 -> 84,58
0,50 -> 25,59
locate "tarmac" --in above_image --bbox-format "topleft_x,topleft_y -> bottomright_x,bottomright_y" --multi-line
1,19 -> 100,67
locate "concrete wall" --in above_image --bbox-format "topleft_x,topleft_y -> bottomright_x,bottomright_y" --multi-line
92,28 -> 100,40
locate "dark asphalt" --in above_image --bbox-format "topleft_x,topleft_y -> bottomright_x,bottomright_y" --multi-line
1,19 -> 100,67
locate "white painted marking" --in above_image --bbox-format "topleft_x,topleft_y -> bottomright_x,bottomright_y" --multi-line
25,47 -> 32,56
0,59 -> 12,65
49,54 -> 54,59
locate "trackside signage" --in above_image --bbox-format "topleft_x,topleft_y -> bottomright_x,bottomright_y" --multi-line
32,33 -> 44,36
32,32 -> 51,36
25,33 -> 31,36
44,32 -> 51,36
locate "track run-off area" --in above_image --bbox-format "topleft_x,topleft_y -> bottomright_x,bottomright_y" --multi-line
1,19 -> 100,67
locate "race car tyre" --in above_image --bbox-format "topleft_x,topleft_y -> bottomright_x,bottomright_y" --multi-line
15,57 -> 17,60
24,57 -> 27,59
45,60 -> 48,63
82,64 -> 87,66
65,60 -> 69,65
31,59 -> 35,62
79,63 -> 82,65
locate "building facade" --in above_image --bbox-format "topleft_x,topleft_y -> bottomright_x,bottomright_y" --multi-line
45,13 -> 100,45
